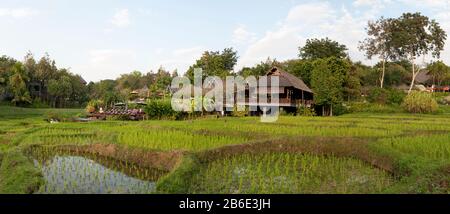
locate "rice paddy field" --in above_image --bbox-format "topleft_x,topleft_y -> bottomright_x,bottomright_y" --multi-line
0,105 -> 449,194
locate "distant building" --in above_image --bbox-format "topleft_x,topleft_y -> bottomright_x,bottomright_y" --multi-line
171,66 -> 314,113
242,67 -> 314,110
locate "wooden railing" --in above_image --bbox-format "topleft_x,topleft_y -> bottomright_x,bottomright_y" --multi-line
241,98 -> 313,107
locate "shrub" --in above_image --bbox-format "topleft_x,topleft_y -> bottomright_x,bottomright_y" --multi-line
401,91 -> 438,114
332,103 -> 349,116
85,100 -> 104,113
367,88 -> 405,105
144,99 -> 182,120
127,103 -> 138,110
297,106 -> 316,117
386,89 -> 406,105
347,102 -> 404,114
30,98 -> 50,108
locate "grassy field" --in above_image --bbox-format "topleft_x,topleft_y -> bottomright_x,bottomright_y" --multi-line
0,105 -> 449,194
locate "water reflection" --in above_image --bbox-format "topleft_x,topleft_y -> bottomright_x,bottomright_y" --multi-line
30,148 -> 167,194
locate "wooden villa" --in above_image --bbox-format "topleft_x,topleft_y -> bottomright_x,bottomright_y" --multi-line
240,67 -> 314,112
170,67 -> 314,113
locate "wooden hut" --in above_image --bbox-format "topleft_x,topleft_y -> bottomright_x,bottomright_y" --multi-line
241,67 -> 314,111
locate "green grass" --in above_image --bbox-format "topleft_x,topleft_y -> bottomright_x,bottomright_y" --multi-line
188,153 -> 393,194
0,105 -> 449,193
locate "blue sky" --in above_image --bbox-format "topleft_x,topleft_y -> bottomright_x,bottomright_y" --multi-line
1,0 -> 450,82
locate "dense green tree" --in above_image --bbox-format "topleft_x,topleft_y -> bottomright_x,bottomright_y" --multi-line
48,74 -> 73,108
152,67 -> 172,96
311,57 -> 350,116
299,38 -> 348,60
185,48 -> 238,80
89,79 -> 124,107
238,58 -> 277,78
9,62 -> 31,106
23,51 -> 37,82
389,12 -> 447,93
282,59 -> 314,86
116,71 -> 144,91
344,63 -> 362,101
427,61 -> 449,86
0,56 -> 16,97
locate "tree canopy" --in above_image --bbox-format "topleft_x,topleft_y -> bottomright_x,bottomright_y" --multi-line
299,38 -> 348,60
185,48 -> 238,80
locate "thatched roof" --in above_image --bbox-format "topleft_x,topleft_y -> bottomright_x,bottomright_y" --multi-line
415,71 -> 431,84
265,67 -> 313,93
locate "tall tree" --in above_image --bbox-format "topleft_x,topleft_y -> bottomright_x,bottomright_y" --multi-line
390,12 -> 447,93
359,17 -> 396,88
282,59 -> 314,86
311,57 -> 350,116
427,61 -> 449,86
0,56 -> 17,97
23,51 -> 37,81
9,62 -> 31,106
299,38 -> 348,60
36,53 -> 58,101
185,48 -> 238,80
238,58 -> 277,78
48,74 -> 73,108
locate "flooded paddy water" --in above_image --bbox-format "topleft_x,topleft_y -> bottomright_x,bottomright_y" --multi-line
27,147 -> 168,194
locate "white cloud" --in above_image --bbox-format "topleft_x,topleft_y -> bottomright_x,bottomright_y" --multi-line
73,49 -> 138,81
111,9 -> 130,28
0,8 -> 38,18
353,0 -> 392,7
232,24 -> 257,45
153,46 -> 204,73
237,2 -> 377,70
398,0 -> 449,8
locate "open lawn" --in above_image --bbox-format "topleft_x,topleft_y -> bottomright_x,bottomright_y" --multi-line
0,105 -> 449,194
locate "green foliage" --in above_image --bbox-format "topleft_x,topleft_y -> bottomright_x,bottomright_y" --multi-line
296,106 -> 316,117
332,103 -> 350,116
299,37 -> 348,60
391,13 -> 447,60
0,148 -> 43,193
347,102 -> 404,114
85,99 -> 104,113
311,57 -> 350,115
30,98 -> 50,108
127,102 -> 138,110
44,111 -> 76,122
427,61 -> 450,86
156,155 -> 200,193
188,153 -> 393,194
87,80 -> 122,105
2,105 -> 450,193
48,74 -> 73,108
144,99 -> 179,120
282,59 -> 314,86
106,114 -> 132,121
401,91 -> 439,114
367,88 -> 405,105
9,62 -> 32,106
186,48 -> 238,80
239,58 -> 277,78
